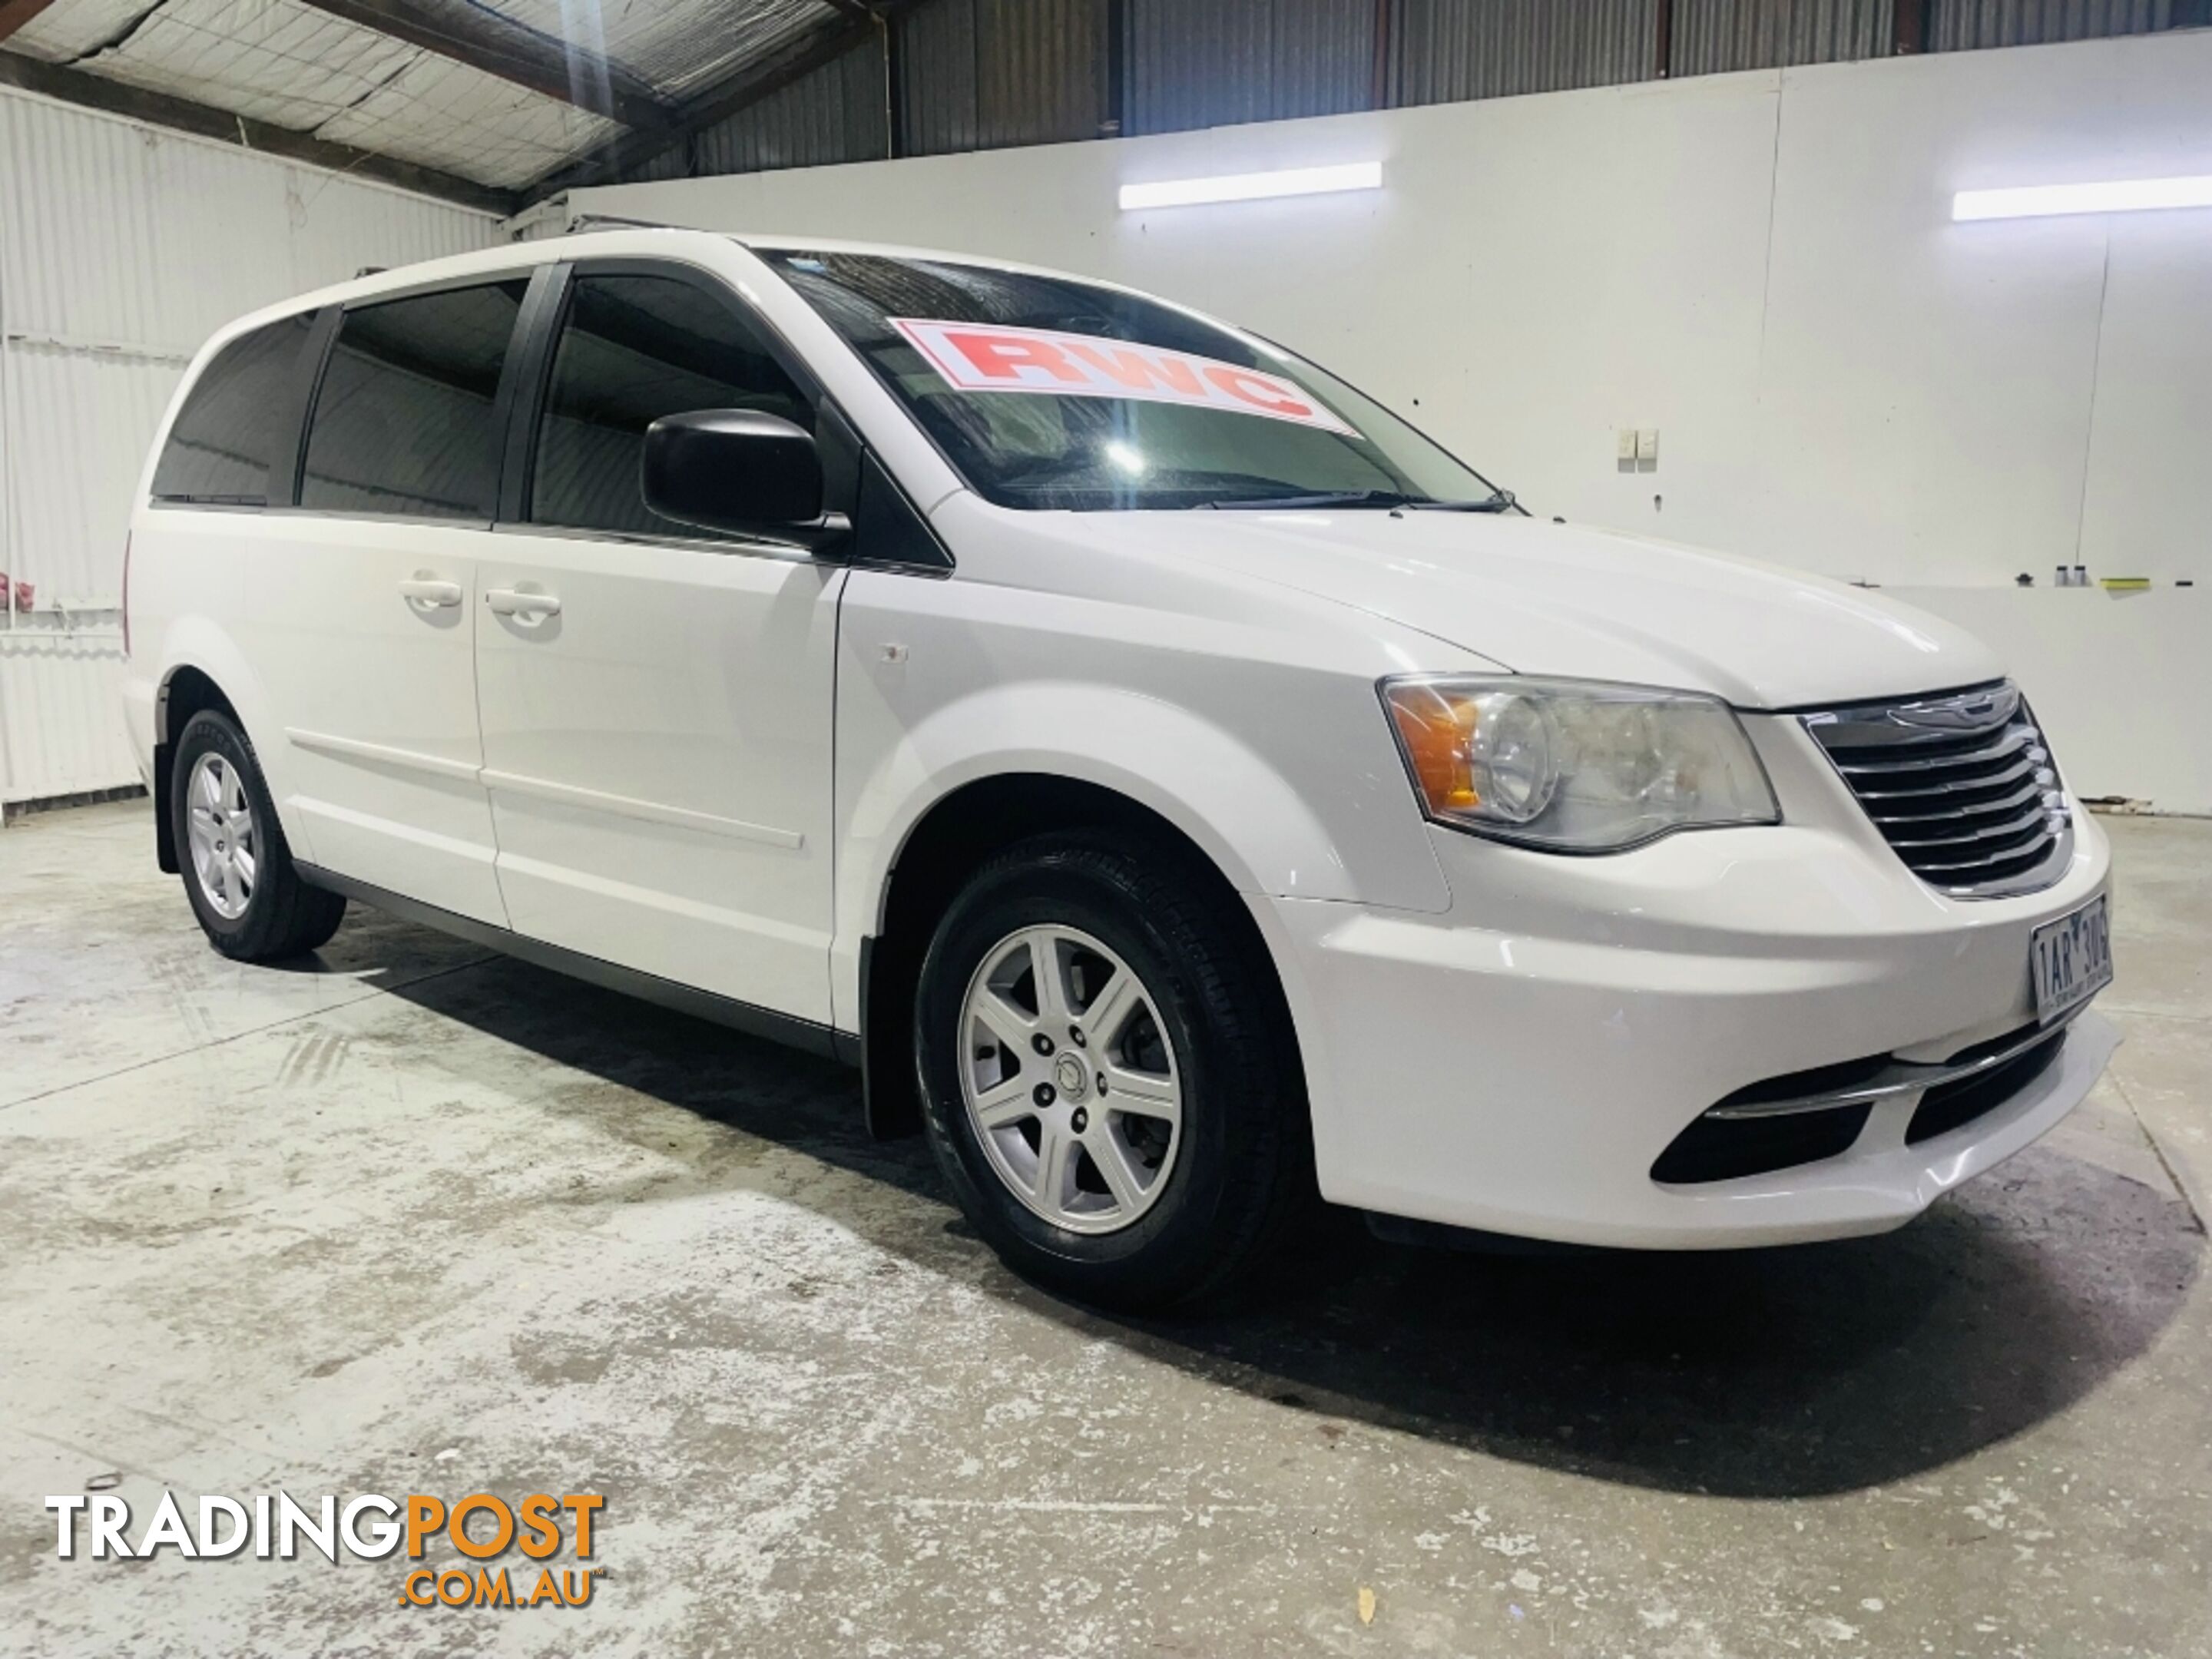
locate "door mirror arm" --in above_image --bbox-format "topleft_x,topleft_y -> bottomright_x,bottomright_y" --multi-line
767,512 -> 853,557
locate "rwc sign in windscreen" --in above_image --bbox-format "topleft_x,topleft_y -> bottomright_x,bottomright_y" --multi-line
890,320 -> 1361,436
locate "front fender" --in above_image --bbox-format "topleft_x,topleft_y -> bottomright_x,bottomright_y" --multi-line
830,677 -> 1450,1029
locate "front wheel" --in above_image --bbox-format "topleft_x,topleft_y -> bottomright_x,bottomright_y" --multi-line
173,709 -> 346,961
915,833 -> 1310,1310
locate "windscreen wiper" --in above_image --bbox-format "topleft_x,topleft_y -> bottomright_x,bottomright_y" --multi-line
1198,488 -> 1420,511
1404,489 -> 1518,514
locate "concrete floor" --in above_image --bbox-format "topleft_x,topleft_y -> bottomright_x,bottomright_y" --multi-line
2,802 -> 2208,1658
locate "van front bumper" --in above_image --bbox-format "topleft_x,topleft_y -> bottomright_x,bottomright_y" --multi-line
1258,797 -> 2116,1250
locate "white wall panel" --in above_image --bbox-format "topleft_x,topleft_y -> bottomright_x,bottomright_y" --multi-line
0,343 -> 181,609
0,84 -> 498,806
1892,587 -> 2210,816
1,93 -> 292,353
281,161 -> 509,293
2076,216 -> 2212,587
1747,35 -> 2212,586
575,29 -> 2212,811
0,634 -> 137,808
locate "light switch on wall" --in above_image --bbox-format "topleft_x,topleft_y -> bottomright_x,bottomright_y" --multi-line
1617,428 -> 1639,463
1637,428 -> 1660,464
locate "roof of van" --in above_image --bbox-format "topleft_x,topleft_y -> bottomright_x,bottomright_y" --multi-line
229,227 -> 1104,341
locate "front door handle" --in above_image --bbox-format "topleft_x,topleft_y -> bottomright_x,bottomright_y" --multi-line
399,576 -> 463,608
485,588 -> 561,620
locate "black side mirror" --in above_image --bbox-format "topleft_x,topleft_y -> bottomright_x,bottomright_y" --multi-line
641,409 -> 846,547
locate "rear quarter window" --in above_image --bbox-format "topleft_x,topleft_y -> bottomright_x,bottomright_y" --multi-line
151,313 -> 316,505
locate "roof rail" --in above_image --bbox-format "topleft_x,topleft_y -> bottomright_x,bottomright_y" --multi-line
564,212 -> 685,234
500,194 -> 690,243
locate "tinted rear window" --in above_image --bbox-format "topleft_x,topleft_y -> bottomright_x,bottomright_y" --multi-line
302,281 -> 527,520
151,314 -> 315,505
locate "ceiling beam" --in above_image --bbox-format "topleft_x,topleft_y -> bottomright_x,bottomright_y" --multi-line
0,0 -> 60,45
293,0 -> 677,131
528,5 -> 910,199
0,50 -> 518,215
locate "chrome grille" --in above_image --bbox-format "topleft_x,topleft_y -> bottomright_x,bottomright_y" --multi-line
1800,681 -> 2071,899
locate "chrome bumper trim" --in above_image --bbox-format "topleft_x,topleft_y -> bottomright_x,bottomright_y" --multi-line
1705,1000 -> 2089,1121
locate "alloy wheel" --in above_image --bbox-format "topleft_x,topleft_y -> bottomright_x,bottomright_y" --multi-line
958,924 -> 1184,1235
185,750 -> 257,920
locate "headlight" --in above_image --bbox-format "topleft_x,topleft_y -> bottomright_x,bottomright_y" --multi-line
1380,676 -> 1779,852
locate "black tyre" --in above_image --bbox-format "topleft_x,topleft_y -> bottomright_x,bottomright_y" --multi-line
915,832 -> 1311,1310
172,709 -> 346,962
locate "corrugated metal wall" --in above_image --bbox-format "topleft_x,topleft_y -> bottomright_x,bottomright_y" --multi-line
1390,0 -> 1661,105
606,28 -> 889,184
592,0 -> 2209,187
0,85 -> 497,806
619,34 -> 893,184
1672,0 -> 1892,75
1928,0 -> 2177,50
1124,0 -> 1376,137
896,0 -> 1111,156
0,634 -> 137,810
698,32 -> 892,173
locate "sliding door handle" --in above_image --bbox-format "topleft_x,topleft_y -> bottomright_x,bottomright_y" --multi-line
485,588 -> 561,620
398,576 -> 463,608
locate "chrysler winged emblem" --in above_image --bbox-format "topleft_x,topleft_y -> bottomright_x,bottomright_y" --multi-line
1892,685 -> 2017,732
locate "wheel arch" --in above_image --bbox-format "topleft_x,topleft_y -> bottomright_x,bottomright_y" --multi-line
147,622 -> 303,875
151,664 -> 241,873
857,771 -> 1304,1141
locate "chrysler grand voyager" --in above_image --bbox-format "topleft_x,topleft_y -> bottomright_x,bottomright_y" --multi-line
120,230 -> 2116,1307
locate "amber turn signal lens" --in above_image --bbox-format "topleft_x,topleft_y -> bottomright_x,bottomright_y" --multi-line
1385,683 -> 1480,811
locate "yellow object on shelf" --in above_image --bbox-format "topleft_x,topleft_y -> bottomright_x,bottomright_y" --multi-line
2100,577 -> 2151,591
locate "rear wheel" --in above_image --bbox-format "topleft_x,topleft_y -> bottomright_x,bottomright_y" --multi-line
915,833 -> 1310,1310
173,710 -> 346,961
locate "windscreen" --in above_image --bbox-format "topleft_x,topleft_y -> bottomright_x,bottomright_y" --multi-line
764,250 -> 1501,513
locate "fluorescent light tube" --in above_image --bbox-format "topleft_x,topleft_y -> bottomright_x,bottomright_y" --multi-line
1954,175 -> 2212,221
1118,162 -> 1382,211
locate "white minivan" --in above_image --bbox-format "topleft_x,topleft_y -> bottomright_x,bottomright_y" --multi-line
121,229 -> 2116,1307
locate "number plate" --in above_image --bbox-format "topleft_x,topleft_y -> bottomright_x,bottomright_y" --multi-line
2031,895 -> 2112,1023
